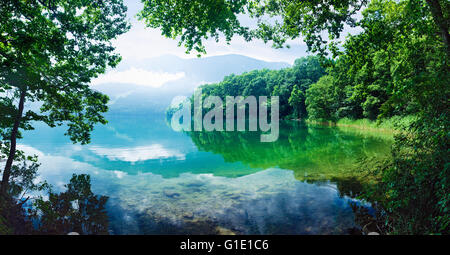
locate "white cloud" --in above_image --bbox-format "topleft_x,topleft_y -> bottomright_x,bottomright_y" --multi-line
113,170 -> 127,179
17,144 -> 45,157
91,68 -> 185,88
112,1 -> 308,65
115,0 -> 363,65
112,17 -> 307,65
89,144 -> 186,163
16,144 -> 102,188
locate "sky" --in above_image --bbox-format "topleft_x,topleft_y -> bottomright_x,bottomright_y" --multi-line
93,0 -> 362,90
112,0 -> 362,65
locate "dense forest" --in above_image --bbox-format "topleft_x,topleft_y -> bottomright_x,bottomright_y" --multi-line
0,0 -> 129,234
167,0 -> 449,234
194,0 -> 448,125
197,56 -> 326,120
1,0 -> 449,235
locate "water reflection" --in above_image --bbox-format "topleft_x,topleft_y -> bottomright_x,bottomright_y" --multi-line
102,169 -> 359,235
187,121 -> 392,184
19,113 -> 392,234
90,144 -> 186,162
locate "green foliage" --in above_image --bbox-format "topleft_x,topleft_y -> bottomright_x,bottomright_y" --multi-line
0,146 -> 46,234
357,123 -> 449,234
0,171 -> 109,235
336,116 -> 415,130
0,0 -> 447,235
162,0 -> 449,234
0,196 -> 34,234
331,0 -> 450,234
187,55 -> 326,120
0,0 -> 130,144
187,121 -> 392,182
305,75 -> 337,121
305,0 -> 448,122
1,0 -> 130,199
32,174 -> 110,235
288,85 -> 305,119
138,0 -> 368,56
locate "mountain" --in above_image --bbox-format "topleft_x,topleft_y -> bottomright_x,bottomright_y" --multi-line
115,54 -> 290,81
92,54 -> 291,113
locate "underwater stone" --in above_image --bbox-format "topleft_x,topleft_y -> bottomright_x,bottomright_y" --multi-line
182,212 -> 194,219
163,189 -> 181,199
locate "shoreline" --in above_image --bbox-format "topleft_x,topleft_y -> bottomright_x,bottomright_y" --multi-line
303,117 -> 413,134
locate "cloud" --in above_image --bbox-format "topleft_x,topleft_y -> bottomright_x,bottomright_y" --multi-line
89,144 -> 186,163
91,68 -> 185,88
112,15 -> 308,65
113,170 -> 127,179
111,1 -> 309,65
16,144 -> 102,188
116,0 -> 363,65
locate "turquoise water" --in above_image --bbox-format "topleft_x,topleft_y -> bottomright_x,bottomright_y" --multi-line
20,112 -> 392,234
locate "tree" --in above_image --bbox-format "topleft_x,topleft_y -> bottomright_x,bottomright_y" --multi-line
0,0 -> 130,197
425,0 -> 450,57
32,174 -> 110,235
304,0 -> 447,122
317,0 -> 449,234
186,56 -> 326,120
305,75 -> 336,121
243,76 -> 267,97
288,56 -> 326,119
160,0 -> 449,234
0,149 -> 46,234
288,84 -> 305,119
138,0 -> 448,58
138,0 -> 368,57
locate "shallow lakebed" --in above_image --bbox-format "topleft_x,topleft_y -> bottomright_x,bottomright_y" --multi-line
20,113 -> 392,234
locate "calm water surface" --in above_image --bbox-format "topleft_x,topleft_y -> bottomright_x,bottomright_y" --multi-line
20,112 -> 393,234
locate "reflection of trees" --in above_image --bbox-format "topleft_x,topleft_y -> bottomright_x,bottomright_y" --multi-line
32,174 -> 109,235
187,122 -> 392,198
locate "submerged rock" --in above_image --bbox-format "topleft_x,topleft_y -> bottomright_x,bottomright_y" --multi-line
163,189 -> 181,199
182,212 -> 194,220
216,226 -> 236,235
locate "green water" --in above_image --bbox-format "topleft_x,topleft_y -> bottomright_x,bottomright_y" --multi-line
20,112 -> 392,234
188,121 -> 392,181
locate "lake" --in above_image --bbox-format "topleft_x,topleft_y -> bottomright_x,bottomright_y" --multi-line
20,112 -> 393,234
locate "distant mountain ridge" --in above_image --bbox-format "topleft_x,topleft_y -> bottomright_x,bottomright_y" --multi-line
116,54 -> 290,80
92,54 -> 291,113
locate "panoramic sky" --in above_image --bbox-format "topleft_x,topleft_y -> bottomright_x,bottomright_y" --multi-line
92,0 -> 362,91
113,0 -> 362,65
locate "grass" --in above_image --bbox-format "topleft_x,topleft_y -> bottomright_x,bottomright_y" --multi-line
306,115 -> 417,132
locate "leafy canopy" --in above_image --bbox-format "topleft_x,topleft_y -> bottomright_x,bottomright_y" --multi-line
138,0 -> 367,56
32,174 -> 110,235
0,0 -> 130,144
187,56 -> 325,120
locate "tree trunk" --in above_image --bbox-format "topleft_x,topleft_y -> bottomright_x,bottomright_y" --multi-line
426,0 -> 450,58
1,88 -> 26,197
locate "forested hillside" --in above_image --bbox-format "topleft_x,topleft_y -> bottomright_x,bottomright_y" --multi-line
167,0 -> 449,234
197,56 -> 325,120
196,1 -> 448,125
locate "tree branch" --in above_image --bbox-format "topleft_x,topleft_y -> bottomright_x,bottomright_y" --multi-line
426,0 -> 450,58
